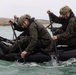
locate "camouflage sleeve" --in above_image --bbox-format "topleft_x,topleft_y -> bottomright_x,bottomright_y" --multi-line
13,23 -> 25,31
57,18 -> 76,40
49,13 -> 64,24
25,22 -> 38,53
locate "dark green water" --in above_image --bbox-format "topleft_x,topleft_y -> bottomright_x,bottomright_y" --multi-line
0,26 -> 76,75
0,58 -> 76,75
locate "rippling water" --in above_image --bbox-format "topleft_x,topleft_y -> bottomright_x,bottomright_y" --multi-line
0,26 -> 76,75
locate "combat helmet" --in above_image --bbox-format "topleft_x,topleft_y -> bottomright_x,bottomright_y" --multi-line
59,6 -> 71,15
18,14 -> 31,26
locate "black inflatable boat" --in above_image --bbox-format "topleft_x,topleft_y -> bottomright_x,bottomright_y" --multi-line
0,38 -> 76,63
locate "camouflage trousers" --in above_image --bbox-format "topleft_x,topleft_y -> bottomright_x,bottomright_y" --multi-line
8,35 -> 52,54
56,37 -> 76,46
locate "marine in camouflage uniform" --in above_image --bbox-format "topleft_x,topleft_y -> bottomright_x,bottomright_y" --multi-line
7,14 -> 52,58
47,6 -> 76,46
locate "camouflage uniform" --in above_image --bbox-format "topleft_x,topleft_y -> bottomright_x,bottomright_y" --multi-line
48,8 -> 76,46
8,19 -> 52,54
49,11 -> 75,33
57,17 -> 76,46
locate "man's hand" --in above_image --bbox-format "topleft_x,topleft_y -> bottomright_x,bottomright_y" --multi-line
21,51 -> 27,58
52,36 -> 57,40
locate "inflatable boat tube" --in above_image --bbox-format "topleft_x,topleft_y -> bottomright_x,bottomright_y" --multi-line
0,39 -> 76,63
0,45 -> 76,63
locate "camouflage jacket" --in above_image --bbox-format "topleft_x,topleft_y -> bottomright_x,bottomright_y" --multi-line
49,12 -> 75,32
49,12 -> 76,46
23,19 -> 51,53
57,17 -> 76,42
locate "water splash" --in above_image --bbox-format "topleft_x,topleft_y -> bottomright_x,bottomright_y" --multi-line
50,54 -> 59,66
62,58 -> 76,66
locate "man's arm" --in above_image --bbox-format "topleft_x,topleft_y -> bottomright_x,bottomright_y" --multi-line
25,23 -> 38,53
57,18 -> 76,40
47,10 -> 64,24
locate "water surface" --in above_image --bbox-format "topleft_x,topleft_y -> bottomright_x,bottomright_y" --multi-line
0,26 -> 76,75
